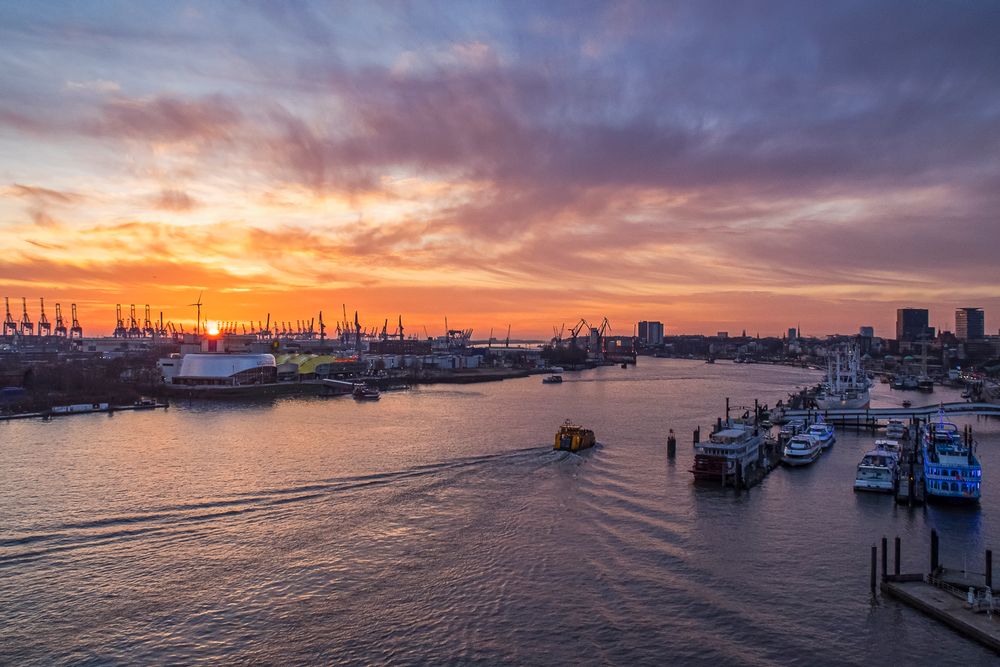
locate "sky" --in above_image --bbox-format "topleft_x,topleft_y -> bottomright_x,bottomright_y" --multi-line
1,1 -> 998,338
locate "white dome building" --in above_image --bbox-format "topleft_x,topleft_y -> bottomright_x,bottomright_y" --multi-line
173,354 -> 277,386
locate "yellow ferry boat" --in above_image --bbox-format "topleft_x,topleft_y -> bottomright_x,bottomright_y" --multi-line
554,420 -> 596,452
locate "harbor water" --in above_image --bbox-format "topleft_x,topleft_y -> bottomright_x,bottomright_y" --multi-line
2,359 -> 999,665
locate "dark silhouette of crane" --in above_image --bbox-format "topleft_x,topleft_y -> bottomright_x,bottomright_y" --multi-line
113,304 -> 127,337
127,304 -> 141,338
19,298 -> 33,336
54,303 -> 67,337
3,298 -> 17,336
37,298 -> 51,336
69,304 -> 83,338
570,318 -> 589,348
318,311 -> 326,341
143,305 -> 154,337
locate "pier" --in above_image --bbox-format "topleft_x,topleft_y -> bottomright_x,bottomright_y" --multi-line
873,531 -> 1000,653
771,401 -> 1000,428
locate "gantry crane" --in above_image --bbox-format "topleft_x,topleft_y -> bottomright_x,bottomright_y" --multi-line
113,304 -> 127,337
3,297 -> 18,336
54,303 -> 67,337
19,298 -> 33,336
37,298 -> 51,336
69,304 -> 83,338
143,305 -> 154,337
128,304 -> 141,338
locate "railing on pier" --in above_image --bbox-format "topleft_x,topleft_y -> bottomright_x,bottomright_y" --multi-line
772,401 -> 1000,425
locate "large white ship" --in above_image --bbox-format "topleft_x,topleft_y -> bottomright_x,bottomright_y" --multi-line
815,344 -> 871,410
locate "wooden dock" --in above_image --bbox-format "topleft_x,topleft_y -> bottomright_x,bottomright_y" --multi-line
873,532 -> 1000,653
881,578 -> 1000,652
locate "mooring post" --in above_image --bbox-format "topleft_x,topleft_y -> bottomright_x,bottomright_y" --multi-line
725,397 -> 730,422
667,429 -> 676,459
931,529 -> 940,573
987,549 -> 993,589
881,536 -> 888,580
894,536 -> 901,575
693,426 -> 700,446
871,544 -> 878,593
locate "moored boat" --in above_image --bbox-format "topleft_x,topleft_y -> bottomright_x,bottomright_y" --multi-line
853,441 -> 900,493
691,421 -> 765,485
352,384 -> 381,401
885,418 -> 907,440
806,419 -> 836,449
922,413 -> 981,502
781,434 -> 822,466
554,420 -> 596,452
542,375 -> 563,384
815,344 -> 871,410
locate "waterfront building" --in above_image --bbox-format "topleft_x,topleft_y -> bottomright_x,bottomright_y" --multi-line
859,326 -> 874,338
170,353 -> 277,386
896,308 -> 932,341
955,307 -> 985,340
637,321 -> 664,346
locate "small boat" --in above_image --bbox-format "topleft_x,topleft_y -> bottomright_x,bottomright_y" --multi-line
781,434 -> 822,466
352,384 -> 381,401
554,420 -> 596,452
621,362 -> 628,369
542,375 -> 563,384
806,420 -> 836,449
50,402 -> 110,415
901,400 -> 912,408
780,418 -> 806,437
854,442 -> 900,493
885,419 -> 907,440
917,378 -> 934,393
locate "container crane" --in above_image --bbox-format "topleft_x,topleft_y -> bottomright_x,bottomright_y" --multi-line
19,298 -> 33,336
396,315 -> 404,341
37,298 -> 51,336
128,304 -> 141,338
3,298 -> 17,336
113,304 -> 127,337
505,324 -> 511,348
143,305 -> 154,337
69,304 -> 83,338
318,311 -> 326,341
54,303 -> 67,337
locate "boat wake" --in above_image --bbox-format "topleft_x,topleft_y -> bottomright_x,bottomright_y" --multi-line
0,446 -> 562,567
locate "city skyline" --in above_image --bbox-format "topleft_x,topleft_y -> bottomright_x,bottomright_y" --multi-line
2,2 -> 999,336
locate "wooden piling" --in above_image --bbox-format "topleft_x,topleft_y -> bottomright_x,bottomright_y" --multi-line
871,544 -> 878,593
667,430 -> 676,459
931,529 -> 939,572
894,536 -> 901,576
881,536 -> 888,581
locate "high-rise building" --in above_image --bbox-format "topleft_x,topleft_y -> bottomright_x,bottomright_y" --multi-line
638,321 -> 664,345
787,327 -> 797,340
896,308 -> 931,341
955,308 -> 985,340
859,326 -> 874,338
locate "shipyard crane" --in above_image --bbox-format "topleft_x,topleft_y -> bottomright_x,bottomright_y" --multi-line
242,323 -> 247,335
54,303 -> 67,337
167,321 -> 176,335
19,298 -> 33,336
37,298 -> 51,336
113,304 -> 127,338
354,310 -> 362,352
551,323 -> 565,345
396,315 -> 404,341
308,317 -> 315,339
262,314 -> 271,338
3,298 -> 17,336
127,305 -> 141,338
143,305 -> 154,337
381,318 -> 389,341
179,323 -> 186,334
188,291 -> 203,335
69,304 -> 83,338
318,311 -> 326,341
569,318 -> 589,348
488,327 -> 494,349
505,324 -> 511,348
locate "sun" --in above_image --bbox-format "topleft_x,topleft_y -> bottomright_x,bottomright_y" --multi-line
207,321 -> 220,336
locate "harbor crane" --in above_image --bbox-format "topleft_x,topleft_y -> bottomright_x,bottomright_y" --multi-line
596,317 -> 611,353
54,303 -> 67,337
505,324 -> 511,348
143,305 -> 154,337
381,318 -> 389,341
69,304 -> 83,338
551,323 -> 565,345
318,311 -> 326,341
397,316 -> 405,341
188,291 -> 203,335
19,298 -> 33,336
113,304 -> 127,337
37,298 -> 51,336
128,304 -> 141,338
569,318 -> 590,347
3,298 -> 17,336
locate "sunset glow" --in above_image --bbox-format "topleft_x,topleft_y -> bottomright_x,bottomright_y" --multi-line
1,3 -> 998,337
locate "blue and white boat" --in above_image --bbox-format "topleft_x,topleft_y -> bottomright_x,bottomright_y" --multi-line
781,434 -> 822,466
806,418 -> 836,449
922,412 -> 981,502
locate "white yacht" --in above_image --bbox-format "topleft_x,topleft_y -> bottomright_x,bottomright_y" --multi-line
853,442 -> 900,493
815,345 -> 871,410
782,434 -> 822,466
806,420 -> 836,449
